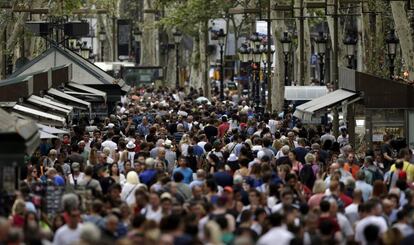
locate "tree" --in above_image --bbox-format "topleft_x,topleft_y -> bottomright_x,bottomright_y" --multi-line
391,1 -> 414,80
155,0 -> 232,94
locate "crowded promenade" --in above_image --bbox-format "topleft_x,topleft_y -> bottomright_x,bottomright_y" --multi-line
1,86 -> 413,245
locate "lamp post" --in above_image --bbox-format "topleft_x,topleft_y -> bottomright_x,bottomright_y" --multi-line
133,27 -> 142,65
280,31 -> 292,86
215,28 -> 226,101
385,29 -> 399,80
250,32 -> 262,111
261,45 -> 274,107
173,30 -> 182,89
238,43 -> 251,97
99,28 -> 106,62
315,32 -> 327,85
343,34 -> 357,69
80,41 -> 90,60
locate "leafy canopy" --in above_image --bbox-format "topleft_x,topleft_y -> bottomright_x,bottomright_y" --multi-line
155,0 -> 233,36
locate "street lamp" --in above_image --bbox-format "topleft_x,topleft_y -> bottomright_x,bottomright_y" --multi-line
261,45 -> 274,107
315,32 -> 327,85
280,31 -> 292,86
133,27 -> 142,64
238,42 -> 251,98
343,34 -> 357,69
99,28 -> 106,62
249,33 -> 262,110
173,29 -> 182,89
215,28 -> 226,101
385,29 -> 399,80
80,42 -> 90,60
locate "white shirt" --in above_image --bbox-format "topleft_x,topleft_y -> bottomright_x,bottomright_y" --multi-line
53,224 -> 83,245
121,183 -> 140,205
345,203 -> 360,225
355,216 -> 388,245
146,206 -> 163,223
337,213 -> 354,240
68,172 -> 85,186
355,181 -> 373,202
268,119 -> 277,134
101,139 -> 117,157
197,141 -> 207,152
257,227 -> 294,245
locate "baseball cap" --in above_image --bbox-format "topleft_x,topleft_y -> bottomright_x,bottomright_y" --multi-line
160,192 -> 172,200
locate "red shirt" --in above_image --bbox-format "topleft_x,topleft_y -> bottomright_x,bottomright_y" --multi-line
339,193 -> 353,207
218,122 -> 230,138
318,216 -> 340,234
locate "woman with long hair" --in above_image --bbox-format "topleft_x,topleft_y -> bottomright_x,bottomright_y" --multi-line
179,134 -> 191,157
88,148 -> 98,166
289,150 -> 303,175
109,162 -> 126,186
24,166 -> 39,186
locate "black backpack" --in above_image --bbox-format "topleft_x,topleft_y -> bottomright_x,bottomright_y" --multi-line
299,164 -> 316,189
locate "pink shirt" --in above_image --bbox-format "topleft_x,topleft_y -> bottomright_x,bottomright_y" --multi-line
308,193 -> 325,210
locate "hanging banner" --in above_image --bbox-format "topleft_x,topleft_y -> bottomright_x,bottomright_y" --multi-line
117,19 -> 131,60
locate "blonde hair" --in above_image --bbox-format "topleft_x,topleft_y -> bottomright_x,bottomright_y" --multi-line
204,221 -> 223,245
312,180 -> 326,194
305,153 -> 316,164
126,171 -> 140,185
12,199 -> 26,216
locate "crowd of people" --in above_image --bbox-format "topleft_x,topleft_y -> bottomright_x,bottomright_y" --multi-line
1,86 -> 414,245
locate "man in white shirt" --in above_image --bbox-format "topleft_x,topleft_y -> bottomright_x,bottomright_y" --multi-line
101,132 -> 117,158
53,209 -> 83,245
345,189 -> 363,224
258,212 -> 293,245
355,171 -> 373,202
355,199 -> 388,244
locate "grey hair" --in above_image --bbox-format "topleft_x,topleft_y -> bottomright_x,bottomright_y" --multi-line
281,145 -> 290,155
80,223 -> 101,243
61,193 -> 79,212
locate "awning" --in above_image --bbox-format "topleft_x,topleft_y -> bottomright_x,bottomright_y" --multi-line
39,130 -> 59,139
285,86 -> 329,101
67,82 -> 107,102
293,89 -> 357,122
27,95 -> 72,115
37,124 -> 68,134
48,88 -> 91,109
12,104 -> 66,125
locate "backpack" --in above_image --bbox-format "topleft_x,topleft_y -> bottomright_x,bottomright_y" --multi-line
367,168 -> 384,184
299,164 -> 316,190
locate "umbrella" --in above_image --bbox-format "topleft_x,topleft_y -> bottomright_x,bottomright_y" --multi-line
39,130 -> 58,139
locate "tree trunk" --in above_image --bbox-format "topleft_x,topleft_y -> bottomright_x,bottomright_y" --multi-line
271,8 -> 285,112
141,0 -> 158,66
391,1 -> 414,80
166,31 -> 177,89
294,0 -> 311,85
189,36 -> 202,90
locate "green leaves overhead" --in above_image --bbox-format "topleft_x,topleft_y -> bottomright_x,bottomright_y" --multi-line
156,0 -> 233,36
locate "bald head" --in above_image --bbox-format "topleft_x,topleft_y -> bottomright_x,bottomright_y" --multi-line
196,169 -> 206,179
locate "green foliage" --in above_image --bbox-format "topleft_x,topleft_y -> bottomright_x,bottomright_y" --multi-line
48,0 -> 83,15
155,0 -> 233,36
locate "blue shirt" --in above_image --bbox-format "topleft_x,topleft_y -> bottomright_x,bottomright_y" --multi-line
173,167 -> 193,184
139,169 -> 157,186
192,145 -> 204,157
136,123 -> 150,136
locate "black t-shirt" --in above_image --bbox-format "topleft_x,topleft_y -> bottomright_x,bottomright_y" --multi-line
204,125 -> 218,142
99,176 -> 115,194
381,143 -> 394,169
